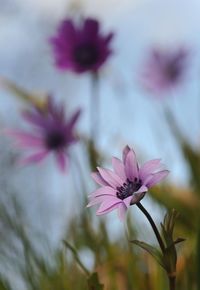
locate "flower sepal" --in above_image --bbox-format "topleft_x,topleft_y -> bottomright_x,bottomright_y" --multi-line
87,272 -> 104,290
130,239 -> 166,269
161,209 -> 185,276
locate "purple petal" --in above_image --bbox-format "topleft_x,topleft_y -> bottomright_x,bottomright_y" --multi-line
134,185 -> 148,194
89,186 -> 116,198
139,159 -> 161,180
87,195 -> 107,207
96,197 -> 121,215
123,196 -> 133,208
83,18 -> 99,38
56,152 -> 68,172
66,109 -> 81,130
146,170 -> 169,188
97,167 -> 123,188
112,157 -> 126,180
19,151 -> 49,165
122,145 -> 131,163
22,111 -> 48,128
91,172 -> 109,186
4,129 -> 44,148
124,150 -> 139,181
117,203 -> 127,220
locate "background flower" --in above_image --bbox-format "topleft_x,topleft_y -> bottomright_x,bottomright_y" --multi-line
87,146 -> 169,220
139,47 -> 190,96
5,97 -> 81,171
50,17 -> 114,73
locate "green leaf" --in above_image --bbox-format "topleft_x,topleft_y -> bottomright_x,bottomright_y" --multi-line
87,272 -> 104,290
130,240 -> 165,269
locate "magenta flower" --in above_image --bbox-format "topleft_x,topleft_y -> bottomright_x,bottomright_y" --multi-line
140,47 -> 189,96
5,97 -> 81,171
87,146 -> 169,220
50,17 -> 114,73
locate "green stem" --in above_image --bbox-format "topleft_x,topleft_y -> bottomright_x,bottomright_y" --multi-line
90,72 -> 99,145
136,202 -> 165,253
63,241 -> 90,276
168,275 -> 176,290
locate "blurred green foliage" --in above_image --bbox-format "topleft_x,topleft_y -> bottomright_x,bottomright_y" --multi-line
0,85 -> 199,290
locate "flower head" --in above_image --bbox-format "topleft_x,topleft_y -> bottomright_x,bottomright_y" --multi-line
87,146 -> 169,220
6,97 -> 81,171
139,47 -> 189,96
50,17 -> 114,73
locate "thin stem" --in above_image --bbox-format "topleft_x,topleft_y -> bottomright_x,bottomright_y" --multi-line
169,275 -> 176,290
136,202 -> 165,253
90,72 -> 99,145
63,240 -> 90,276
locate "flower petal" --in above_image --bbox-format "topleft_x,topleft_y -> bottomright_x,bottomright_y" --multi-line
91,172 -> 109,186
56,152 -> 68,172
97,167 -> 123,188
89,186 -> 116,198
112,157 -> 126,180
123,196 -> 133,208
122,145 -> 131,163
124,150 -> 139,181
139,159 -> 161,180
97,197 -> 121,215
117,203 -> 127,220
146,170 -> 169,188
3,129 -> 44,148
19,151 -> 49,165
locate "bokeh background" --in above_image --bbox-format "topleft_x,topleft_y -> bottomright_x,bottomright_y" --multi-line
0,0 -> 200,289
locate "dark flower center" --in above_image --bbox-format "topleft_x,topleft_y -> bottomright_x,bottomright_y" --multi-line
165,62 -> 180,82
45,131 -> 66,150
116,178 -> 142,200
74,44 -> 98,67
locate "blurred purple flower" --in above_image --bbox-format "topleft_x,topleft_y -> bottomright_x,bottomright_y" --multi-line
50,17 -> 114,73
139,47 -> 189,96
6,97 -> 81,172
87,146 -> 169,220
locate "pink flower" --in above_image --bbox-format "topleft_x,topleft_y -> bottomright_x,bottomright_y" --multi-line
139,47 -> 189,96
50,17 -> 114,73
87,146 -> 169,220
5,97 -> 81,172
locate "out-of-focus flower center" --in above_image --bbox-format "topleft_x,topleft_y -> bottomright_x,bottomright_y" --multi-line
74,44 -> 98,67
46,131 -> 66,150
116,178 -> 142,200
165,62 -> 180,82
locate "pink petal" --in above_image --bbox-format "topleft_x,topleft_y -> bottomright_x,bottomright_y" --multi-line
123,196 -> 133,208
117,203 -> 127,220
19,151 -> 49,165
97,198 -> 121,215
146,170 -> 169,188
139,159 -> 161,180
56,152 -> 68,172
3,129 -> 43,148
122,145 -> 131,163
91,172 -> 109,186
97,167 -> 123,188
112,157 -> 126,180
124,150 -> 139,181
134,185 -> 148,194
87,195 -> 107,207
89,186 -> 116,198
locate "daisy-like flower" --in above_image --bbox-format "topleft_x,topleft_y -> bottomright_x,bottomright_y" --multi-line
87,146 -> 169,220
49,17 -> 114,73
5,97 -> 81,172
140,47 -> 189,96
